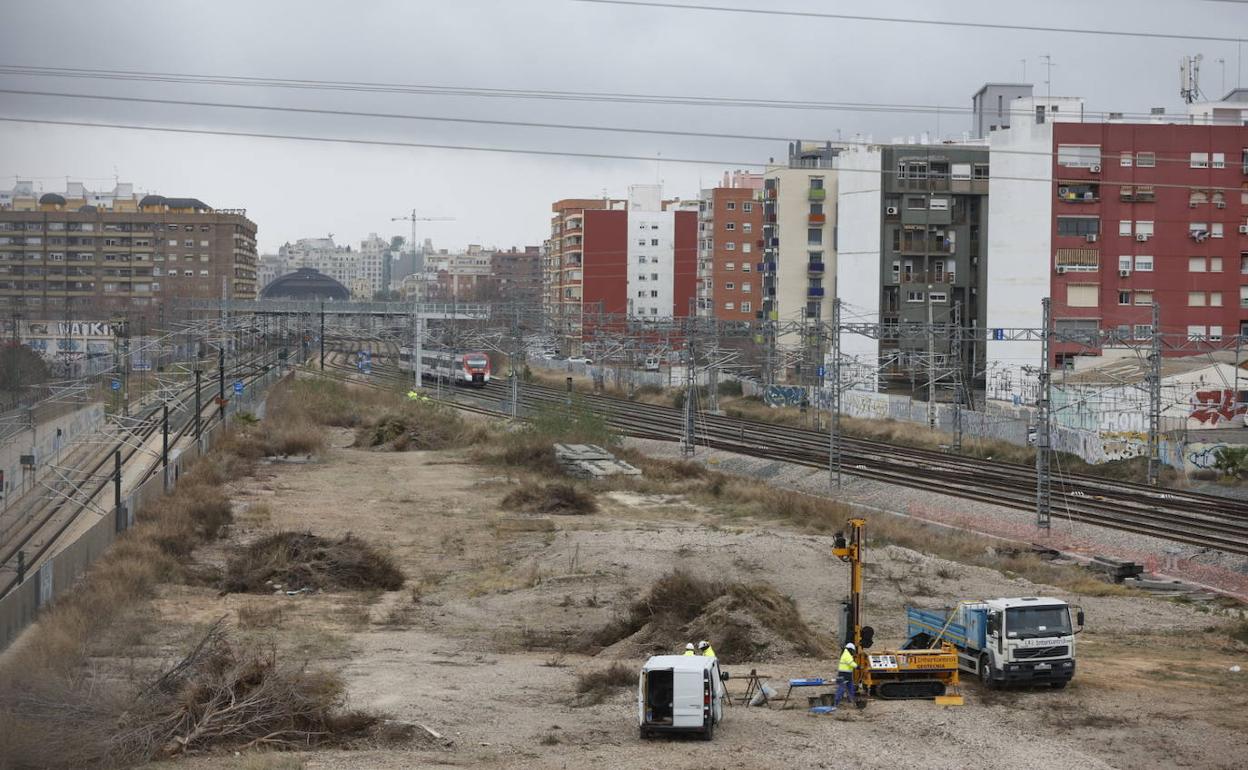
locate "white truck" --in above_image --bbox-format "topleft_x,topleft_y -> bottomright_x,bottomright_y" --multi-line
638,655 -> 727,740
906,596 -> 1084,689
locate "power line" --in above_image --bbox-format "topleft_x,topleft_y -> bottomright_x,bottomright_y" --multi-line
574,0 -> 1247,43
4,115 -> 1246,194
0,87 -> 1234,167
0,63 -> 1217,123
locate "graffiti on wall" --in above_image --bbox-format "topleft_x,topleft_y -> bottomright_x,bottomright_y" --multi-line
1186,443 -> 1232,471
1189,389 -> 1248,426
763,386 -> 806,408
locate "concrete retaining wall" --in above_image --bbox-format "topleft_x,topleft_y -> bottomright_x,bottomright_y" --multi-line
1,403 -> 105,509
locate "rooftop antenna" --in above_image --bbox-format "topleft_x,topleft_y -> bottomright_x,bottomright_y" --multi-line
1180,54 -> 1204,104
1040,54 -> 1055,102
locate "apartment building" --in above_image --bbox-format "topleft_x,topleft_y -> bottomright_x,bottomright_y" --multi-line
697,171 -> 764,321
837,143 -> 990,393
986,94 -> 1248,401
357,233 -> 390,299
545,187 -> 696,354
424,244 -> 496,302
0,181 -> 257,315
491,245 -> 543,310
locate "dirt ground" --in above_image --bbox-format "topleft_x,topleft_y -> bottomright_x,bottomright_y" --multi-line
133,425 -> 1248,770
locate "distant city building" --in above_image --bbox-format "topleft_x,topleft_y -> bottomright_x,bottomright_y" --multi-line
837,142 -> 990,394
491,245 -> 543,309
545,186 -> 697,355
259,267 -> 350,301
985,93 -> 1248,402
424,244 -> 496,302
697,170 -> 764,321
0,180 -> 257,315
971,83 -> 1034,139
357,233 -> 389,298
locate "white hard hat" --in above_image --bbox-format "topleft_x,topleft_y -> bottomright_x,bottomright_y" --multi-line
685,643 -> 695,650
845,642 -> 856,651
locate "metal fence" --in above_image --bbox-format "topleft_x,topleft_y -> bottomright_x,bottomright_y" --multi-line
0,366 -> 284,651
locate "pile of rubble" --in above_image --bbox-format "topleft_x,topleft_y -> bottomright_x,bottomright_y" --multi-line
554,444 -> 642,479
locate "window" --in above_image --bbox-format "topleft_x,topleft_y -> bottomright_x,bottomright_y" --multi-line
200,225 -> 209,232
183,270 -> 193,276
1188,325 -> 1207,340
184,225 -> 193,231
1120,152 -> 1133,167
651,224 -> 659,230
724,282 -> 735,290
929,198 -> 949,211
743,223 -> 753,233
1134,323 -> 1153,337
742,202 -> 753,212
650,238 -> 659,246
1190,222 -> 1209,236
1212,223 -> 1224,238
723,302 -> 735,311
1057,217 -> 1100,237
1136,221 -> 1154,237
167,224 -> 178,231
637,290 -> 645,298
972,164 -> 990,180
952,163 -> 971,180
1067,283 -> 1099,307
1136,152 -> 1156,167
929,292 -> 948,302
1188,291 -> 1206,307
1212,292 -> 1224,307
740,301 -> 751,313
906,291 -> 924,303
1057,144 -> 1101,167
199,269 -> 209,276
725,262 -> 735,271
1118,256 -> 1132,272
1210,257 -> 1223,272
1190,152 -> 1209,168
650,290 -> 658,298
637,239 -> 646,246
168,239 -> 177,246
650,273 -> 658,280
1134,290 -> 1154,305
809,178 -> 824,190
1189,257 -> 1206,272
742,243 -> 752,254
724,223 -> 735,231
906,197 -> 926,210
741,282 -> 751,292
1118,291 -> 1131,305
725,242 -> 736,251
1212,152 -> 1226,169
199,240 -> 209,247
1242,286 -> 1248,307
1134,255 -> 1153,271
1210,325 -> 1224,341
807,228 -> 823,245
1242,253 -> 1248,275
726,201 -> 736,210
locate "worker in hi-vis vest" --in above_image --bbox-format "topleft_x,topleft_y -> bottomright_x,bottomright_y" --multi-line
697,640 -> 717,658
683,643 -> 696,656
833,642 -> 858,708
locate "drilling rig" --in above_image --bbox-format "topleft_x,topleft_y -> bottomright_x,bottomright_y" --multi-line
832,518 -> 962,705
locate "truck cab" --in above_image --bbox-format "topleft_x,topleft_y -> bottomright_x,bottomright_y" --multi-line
907,597 -> 1083,689
638,655 -> 726,740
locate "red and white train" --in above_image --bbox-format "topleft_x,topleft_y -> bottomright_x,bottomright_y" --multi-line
397,347 -> 491,387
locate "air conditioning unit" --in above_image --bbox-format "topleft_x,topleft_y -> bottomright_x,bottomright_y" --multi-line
1058,187 -> 1070,196
1238,224 -> 1248,234
1055,266 -> 1067,274
886,206 -> 899,215
1085,234 -> 1098,243
1136,234 -> 1149,242
1215,201 -> 1227,209
1090,164 -> 1102,173
1119,269 -> 1131,277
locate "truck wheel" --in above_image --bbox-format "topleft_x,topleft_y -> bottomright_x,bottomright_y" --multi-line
1050,681 -> 1068,690
979,655 -> 998,690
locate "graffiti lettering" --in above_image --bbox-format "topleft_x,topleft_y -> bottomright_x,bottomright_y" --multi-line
1187,444 -> 1229,470
763,385 -> 806,408
1189,389 -> 1248,426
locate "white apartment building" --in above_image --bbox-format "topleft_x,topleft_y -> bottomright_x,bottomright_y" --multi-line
358,233 -> 388,298
627,184 -> 678,319
835,143 -> 885,392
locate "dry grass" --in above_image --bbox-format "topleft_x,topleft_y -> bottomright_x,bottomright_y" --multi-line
574,662 -> 634,705
237,602 -> 285,630
354,401 -> 489,452
221,532 -> 405,594
587,570 -> 828,663
501,482 -> 598,515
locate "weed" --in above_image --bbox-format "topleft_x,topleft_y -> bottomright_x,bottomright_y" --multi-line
501,482 -> 598,515
575,662 -> 634,705
221,532 -> 405,594
539,733 -> 561,746
237,602 -> 284,630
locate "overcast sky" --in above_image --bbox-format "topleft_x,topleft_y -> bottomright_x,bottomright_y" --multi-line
0,0 -> 1244,254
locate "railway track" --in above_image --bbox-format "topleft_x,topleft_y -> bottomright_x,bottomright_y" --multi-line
0,352 -> 278,598
319,349 -> 1248,556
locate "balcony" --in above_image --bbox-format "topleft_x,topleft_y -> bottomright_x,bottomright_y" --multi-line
808,188 -> 827,201
1057,184 -> 1099,203
807,261 -> 825,272
807,286 -> 825,297
808,213 -> 826,225
899,271 -> 954,284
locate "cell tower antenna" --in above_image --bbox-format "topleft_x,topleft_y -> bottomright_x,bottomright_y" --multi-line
1180,54 -> 1205,104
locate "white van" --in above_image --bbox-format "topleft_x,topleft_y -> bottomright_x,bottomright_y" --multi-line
638,655 -> 727,740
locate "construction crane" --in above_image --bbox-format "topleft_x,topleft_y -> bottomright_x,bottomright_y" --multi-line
832,518 -> 962,705
390,209 -> 455,283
